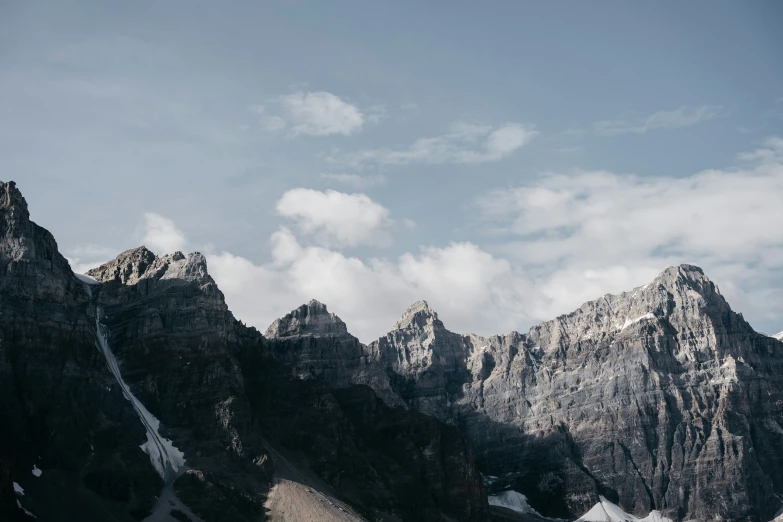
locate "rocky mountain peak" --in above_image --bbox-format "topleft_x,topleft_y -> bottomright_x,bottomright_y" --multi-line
393,300 -> 441,330
653,263 -> 716,294
526,263 -> 738,352
648,263 -> 733,319
87,247 -> 212,286
307,298 -> 328,312
87,246 -> 156,284
264,300 -> 350,339
0,181 -> 29,221
158,251 -> 210,282
0,181 -> 73,274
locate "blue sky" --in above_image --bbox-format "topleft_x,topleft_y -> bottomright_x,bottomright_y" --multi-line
2,1 -> 782,341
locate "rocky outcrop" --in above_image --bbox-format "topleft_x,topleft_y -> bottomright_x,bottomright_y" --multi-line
265,299 -> 352,338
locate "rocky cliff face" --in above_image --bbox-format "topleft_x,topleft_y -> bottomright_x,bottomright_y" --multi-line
267,266 -> 783,521
441,264 -> 783,521
0,181 -> 163,521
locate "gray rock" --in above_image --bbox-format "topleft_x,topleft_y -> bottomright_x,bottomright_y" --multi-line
265,299 -> 351,339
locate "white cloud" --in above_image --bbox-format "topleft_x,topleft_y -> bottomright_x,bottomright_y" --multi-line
64,244 -> 117,274
207,231 -> 535,342
276,188 -> 393,247
737,136 -> 783,163
477,169 -> 783,265
66,257 -> 107,274
332,122 -> 537,167
593,105 -> 721,135
320,173 -> 386,188
476,136 -> 783,325
255,91 -> 365,137
142,212 -> 187,255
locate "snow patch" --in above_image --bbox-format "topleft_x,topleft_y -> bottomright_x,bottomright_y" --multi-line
74,273 -> 100,285
488,490 -> 540,516
528,347 -> 542,373
95,309 -> 185,482
31,465 -> 41,477
13,482 -> 24,495
617,313 -> 656,331
577,495 -> 672,522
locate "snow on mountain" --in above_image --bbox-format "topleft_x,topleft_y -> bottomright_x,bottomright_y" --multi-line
95,309 -> 185,482
487,490 -> 540,516
577,496 -> 672,522
74,272 -> 100,285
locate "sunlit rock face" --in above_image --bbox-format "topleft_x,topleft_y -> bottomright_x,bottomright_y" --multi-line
435,264 -> 783,521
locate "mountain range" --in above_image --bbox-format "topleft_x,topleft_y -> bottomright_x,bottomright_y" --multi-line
2,180 -> 783,522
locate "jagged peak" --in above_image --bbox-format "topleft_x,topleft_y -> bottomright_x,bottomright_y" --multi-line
0,181 -> 29,218
158,251 -> 209,282
585,264 -> 715,305
654,264 -> 710,288
0,181 -> 73,270
307,299 -> 328,311
392,300 -> 440,331
646,263 -> 726,305
264,300 -> 350,339
87,247 -> 211,286
663,263 -> 705,277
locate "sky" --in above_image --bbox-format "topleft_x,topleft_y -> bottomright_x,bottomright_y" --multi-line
2,1 -> 783,342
